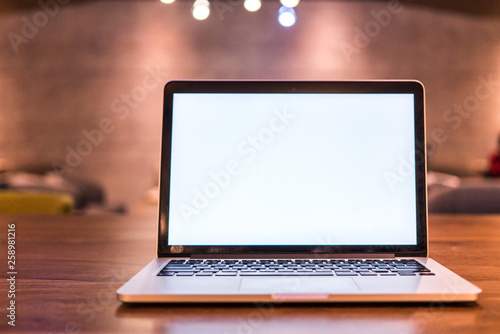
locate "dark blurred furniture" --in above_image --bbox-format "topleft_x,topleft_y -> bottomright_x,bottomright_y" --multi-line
0,191 -> 74,214
0,171 -> 105,214
428,175 -> 500,214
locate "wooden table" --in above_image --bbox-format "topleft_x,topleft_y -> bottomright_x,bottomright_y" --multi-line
1,211 -> 499,333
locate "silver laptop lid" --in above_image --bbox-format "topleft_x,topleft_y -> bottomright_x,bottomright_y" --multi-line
158,81 -> 427,258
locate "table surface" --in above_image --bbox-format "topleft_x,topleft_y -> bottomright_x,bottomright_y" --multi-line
1,210 -> 499,334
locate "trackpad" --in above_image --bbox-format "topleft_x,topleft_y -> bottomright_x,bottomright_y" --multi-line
239,277 -> 359,294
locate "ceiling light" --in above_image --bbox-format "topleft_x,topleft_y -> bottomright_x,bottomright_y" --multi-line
280,0 -> 300,8
160,0 -> 175,4
192,0 -> 210,20
244,0 -> 262,12
278,6 -> 296,27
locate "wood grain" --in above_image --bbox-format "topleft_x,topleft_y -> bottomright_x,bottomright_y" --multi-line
0,213 -> 499,333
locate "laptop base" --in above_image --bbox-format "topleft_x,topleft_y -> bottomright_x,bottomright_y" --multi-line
117,258 -> 481,303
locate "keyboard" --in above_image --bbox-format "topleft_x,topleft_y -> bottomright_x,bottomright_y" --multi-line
157,259 -> 435,277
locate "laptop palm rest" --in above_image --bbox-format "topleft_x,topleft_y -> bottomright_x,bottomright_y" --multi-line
160,277 -> 242,293
239,277 -> 360,294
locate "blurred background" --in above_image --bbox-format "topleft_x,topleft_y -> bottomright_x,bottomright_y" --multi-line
1,0 -> 499,213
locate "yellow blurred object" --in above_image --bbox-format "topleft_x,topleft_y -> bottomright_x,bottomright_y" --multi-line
0,191 -> 74,214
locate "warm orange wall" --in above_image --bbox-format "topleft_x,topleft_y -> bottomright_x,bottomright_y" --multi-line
1,1 -> 499,206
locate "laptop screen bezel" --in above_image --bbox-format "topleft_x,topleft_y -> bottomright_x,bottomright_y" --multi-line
158,80 -> 427,258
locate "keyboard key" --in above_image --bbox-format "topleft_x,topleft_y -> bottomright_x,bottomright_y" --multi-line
215,272 -> 237,276
335,272 -> 359,276
166,264 -> 192,268
395,270 -> 416,275
249,265 -> 266,269
239,271 -> 333,276
170,268 -> 199,272
176,272 -> 194,276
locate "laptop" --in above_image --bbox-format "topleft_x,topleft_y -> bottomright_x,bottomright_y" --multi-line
117,80 -> 481,303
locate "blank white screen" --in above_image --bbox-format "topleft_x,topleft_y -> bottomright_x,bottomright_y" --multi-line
168,93 -> 417,246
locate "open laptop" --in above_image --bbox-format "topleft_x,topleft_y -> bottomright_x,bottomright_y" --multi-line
117,80 -> 481,303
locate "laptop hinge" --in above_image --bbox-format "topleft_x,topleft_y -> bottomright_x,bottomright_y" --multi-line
190,253 -> 397,259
